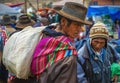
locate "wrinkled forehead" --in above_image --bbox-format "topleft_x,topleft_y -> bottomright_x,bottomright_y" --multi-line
92,37 -> 107,41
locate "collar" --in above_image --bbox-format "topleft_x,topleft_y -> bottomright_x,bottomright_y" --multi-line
42,26 -> 64,37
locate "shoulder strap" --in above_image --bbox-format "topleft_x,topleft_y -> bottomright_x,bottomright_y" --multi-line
77,57 -> 93,83
77,43 -> 95,83
77,57 -> 86,74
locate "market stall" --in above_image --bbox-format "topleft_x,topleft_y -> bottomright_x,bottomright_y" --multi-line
0,4 -> 20,16
87,6 -> 120,38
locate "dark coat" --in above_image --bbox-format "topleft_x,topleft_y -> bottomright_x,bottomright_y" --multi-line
77,40 -> 120,83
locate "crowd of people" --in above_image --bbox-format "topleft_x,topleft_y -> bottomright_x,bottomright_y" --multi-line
0,1 -> 120,83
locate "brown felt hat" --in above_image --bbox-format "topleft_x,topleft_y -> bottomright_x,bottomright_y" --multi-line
53,2 -> 92,25
16,14 -> 35,29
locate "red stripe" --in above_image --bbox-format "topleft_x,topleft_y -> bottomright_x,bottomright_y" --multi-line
43,38 -> 58,55
34,36 -> 77,77
37,56 -> 46,75
54,39 -> 69,62
55,50 -> 66,62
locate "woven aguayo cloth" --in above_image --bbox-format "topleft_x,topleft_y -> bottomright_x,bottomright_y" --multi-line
31,36 -> 77,77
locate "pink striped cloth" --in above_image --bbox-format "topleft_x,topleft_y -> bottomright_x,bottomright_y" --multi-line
31,36 -> 77,78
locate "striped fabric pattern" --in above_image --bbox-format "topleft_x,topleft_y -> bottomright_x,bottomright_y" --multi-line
31,36 -> 77,77
0,25 -> 7,45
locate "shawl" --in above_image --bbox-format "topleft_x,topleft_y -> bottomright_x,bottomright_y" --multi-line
31,36 -> 77,78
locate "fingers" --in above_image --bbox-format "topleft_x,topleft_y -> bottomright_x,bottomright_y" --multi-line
112,75 -> 118,83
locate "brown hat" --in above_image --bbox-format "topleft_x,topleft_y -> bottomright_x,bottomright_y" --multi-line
1,14 -> 11,25
53,6 -> 63,11
16,14 -> 35,29
53,2 -> 92,25
89,22 -> 109,40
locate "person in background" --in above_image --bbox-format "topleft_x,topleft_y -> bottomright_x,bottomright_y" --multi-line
77,22 -> 120,83
29,11 -> 38,22
48,9 -> 56,24
39,17 -> 50,26
0,14 -> 16,37
85,17 -> 94,37
15,14 -> 35,31
10,15 -> 17,29
7,14 -> 36,83
31,2 -> 91,83
33,17 -> 50,27
113,19 -> 120,39
0,25 -> 8,83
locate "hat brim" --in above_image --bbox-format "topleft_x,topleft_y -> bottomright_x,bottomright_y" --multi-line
16,20 -> 35,29
90,35 -> 109,40
54,9 -> 92,25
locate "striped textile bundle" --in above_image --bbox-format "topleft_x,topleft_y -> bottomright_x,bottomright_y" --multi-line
0,25 -> 7,45
31,36 -> 77,77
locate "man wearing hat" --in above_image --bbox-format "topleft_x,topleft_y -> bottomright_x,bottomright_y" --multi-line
77,22 -> 120,83
0,14 -> 16,37
15,14 -> 35,31
8,2 -> 91,83
30,2 -> 91,83
0,14 -> 16,83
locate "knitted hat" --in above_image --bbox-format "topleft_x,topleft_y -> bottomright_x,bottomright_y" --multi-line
89,22 -> 109,40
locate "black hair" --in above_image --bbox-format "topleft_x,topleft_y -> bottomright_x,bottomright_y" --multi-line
11,16 -> 17,20
114,19 -> 120,24
58,14 -> 72,27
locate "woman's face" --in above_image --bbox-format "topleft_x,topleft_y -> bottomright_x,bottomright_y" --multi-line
61,18 -> 83,39
91,38 -> 106,52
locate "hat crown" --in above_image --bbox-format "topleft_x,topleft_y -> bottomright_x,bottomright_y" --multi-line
54,2 -> 91,25
16,14 -> 35,29
19,14 -> 31,24
90,22 -> 109,39
62,2 -> 87,20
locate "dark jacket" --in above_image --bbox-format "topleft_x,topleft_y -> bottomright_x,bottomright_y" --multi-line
38,56 -> 77,83
77,40 -> 120,83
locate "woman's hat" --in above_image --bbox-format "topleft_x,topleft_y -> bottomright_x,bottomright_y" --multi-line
16,14 -> 35,29
53,2 -> 92,25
